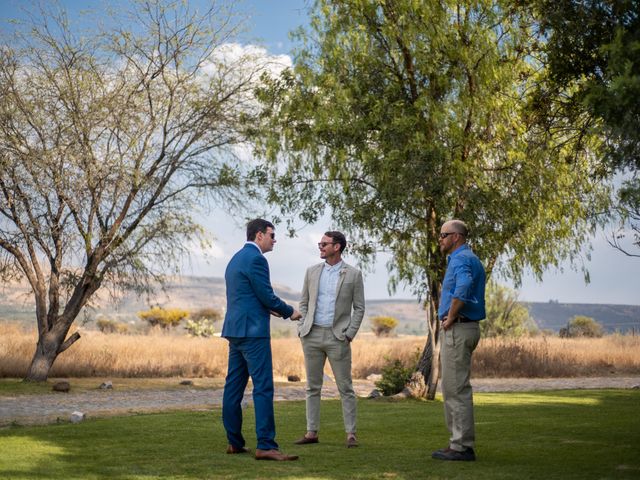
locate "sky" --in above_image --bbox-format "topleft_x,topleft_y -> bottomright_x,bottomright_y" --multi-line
1,0 -> 638,305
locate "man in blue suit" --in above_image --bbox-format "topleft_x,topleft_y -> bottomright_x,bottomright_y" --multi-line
222,218 -> 302,461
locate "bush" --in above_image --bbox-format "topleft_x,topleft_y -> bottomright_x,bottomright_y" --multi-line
96,318 -> 129,334
138,307 -> 189,329
371,316 -> 399,337
190,307 -> 222,322
375,357 -> 414,396
184,318 -> 216,338
560,315 -> 604,338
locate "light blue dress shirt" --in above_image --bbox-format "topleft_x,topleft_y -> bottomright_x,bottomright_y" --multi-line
438,244 -> 486,321
313,261 -> 343,327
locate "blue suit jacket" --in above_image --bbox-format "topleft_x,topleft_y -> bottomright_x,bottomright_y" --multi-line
221,243 -> 294,338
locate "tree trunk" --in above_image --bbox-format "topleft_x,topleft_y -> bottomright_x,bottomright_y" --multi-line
24,321 -> 81,382
402,290 -> 441,399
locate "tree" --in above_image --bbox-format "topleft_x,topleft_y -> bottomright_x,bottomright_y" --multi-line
370,315 -> 399,337
138,307 -> 189,329
254,0 -> 610,398
560,315 -> 604,338
0,1 -> 272,381
482,282 -> 537,338
531,0 -> 640,255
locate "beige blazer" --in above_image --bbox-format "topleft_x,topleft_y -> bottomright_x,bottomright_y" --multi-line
298,261 -> 365,341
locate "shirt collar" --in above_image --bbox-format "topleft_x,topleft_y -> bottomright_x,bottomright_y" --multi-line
447,243 -> 469,261
324,260 -> 343,272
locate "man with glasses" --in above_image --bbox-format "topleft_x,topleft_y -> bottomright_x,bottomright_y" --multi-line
432,220 -> 486,462
221,218 -> 302,461
294,231 -> 365,448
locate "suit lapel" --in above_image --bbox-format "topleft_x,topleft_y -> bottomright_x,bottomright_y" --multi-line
335,263 -> 348,297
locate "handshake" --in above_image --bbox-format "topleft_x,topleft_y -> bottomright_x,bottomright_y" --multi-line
271,309 -> 302,321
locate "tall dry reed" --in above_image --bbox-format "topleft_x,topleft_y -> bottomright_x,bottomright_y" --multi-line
1,322 -> 639,379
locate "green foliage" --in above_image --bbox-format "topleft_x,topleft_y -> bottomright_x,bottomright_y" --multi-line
95,318 -> 129,335
375,356 -> 415,396
560,315 -> 605,338
370,315 -> 399,337
482,282 -> 537,338
533,0 -> 640,255
138,307 -> 189,329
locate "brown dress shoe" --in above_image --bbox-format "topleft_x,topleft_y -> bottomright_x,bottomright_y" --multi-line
226,445 -> 249,454
255,449 -> 299,461
294,435 -> 319,445
346,435 -> 359,448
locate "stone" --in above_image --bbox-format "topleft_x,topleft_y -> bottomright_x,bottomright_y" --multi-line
632,385 -> 640,390
99,381 -> 113,389
287,375 -> 301,382
52,381 -> 70,392
179,380 -> 193,386
366,373 -> 382,382
367,389 -> 382,399
70,411 -> 85,423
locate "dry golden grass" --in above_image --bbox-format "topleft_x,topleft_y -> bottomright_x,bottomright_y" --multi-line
1,322 -> 639,379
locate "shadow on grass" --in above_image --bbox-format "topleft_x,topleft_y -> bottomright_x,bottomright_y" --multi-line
1,390 -> 639,480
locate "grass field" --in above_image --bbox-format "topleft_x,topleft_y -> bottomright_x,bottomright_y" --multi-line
1,390 -> 639,479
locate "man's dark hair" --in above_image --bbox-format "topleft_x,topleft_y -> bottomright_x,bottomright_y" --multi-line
247,218 -> 274,241
325,231 -> 347,253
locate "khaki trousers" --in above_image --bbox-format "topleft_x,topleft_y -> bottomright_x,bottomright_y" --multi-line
439,321 -> 481,451
301,325 -> 356,433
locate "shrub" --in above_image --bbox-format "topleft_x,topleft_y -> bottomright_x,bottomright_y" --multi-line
560,315 -> 604,338
375,357 -> 414,396
371,316 -> 399,337
138,307 -> 189,329
96,318 -> 129,334
190,307 -> 222,322
185,319 -> 216,338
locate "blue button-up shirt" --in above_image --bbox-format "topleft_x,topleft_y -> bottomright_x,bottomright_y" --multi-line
313,261 -> 343,327
438,244 -> 486,321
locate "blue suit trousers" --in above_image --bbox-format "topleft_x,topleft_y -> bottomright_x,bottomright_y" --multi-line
222,337 -> 278,450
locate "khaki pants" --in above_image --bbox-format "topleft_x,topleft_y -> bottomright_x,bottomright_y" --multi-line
301,325 -> 356,433
440,321 -> 481,451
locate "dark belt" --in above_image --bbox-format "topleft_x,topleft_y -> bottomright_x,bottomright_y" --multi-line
441,315 -> 475,323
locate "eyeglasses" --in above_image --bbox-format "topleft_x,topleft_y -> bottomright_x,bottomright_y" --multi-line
439,232 -> 459,239
318,242 -> 337,248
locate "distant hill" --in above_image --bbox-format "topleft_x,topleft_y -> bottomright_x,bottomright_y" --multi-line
1,276 -> 638,334
526,302 -> 640,334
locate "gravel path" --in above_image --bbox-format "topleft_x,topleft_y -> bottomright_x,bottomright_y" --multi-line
2,377 -> 639,426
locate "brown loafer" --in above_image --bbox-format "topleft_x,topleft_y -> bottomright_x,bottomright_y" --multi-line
294,435 -> 319,445
346,436 -> 359,448
226,445 -> 249,454
255,449 -> 299,461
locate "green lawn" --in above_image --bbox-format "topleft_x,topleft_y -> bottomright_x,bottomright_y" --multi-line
1,390 -> 638,479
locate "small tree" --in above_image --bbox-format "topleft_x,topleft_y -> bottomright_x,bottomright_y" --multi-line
371,316 -> 399,337
482,282 -> 537,338
138,307 -> 189,330
560,316 -> 604,338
